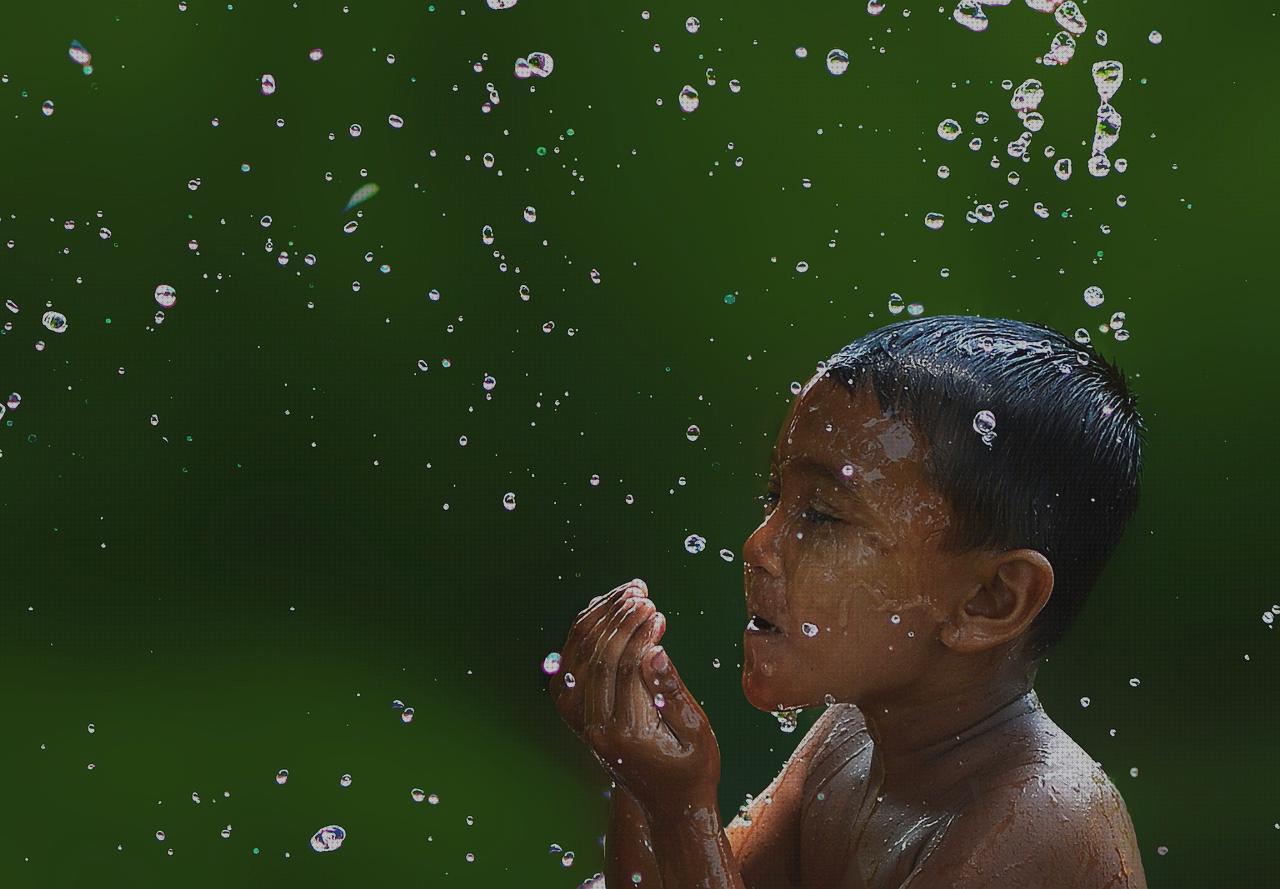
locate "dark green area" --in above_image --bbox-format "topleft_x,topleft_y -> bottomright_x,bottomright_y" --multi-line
1,1 -> 1275,886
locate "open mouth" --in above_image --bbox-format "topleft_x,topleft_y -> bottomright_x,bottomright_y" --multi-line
746,614 -> 783,635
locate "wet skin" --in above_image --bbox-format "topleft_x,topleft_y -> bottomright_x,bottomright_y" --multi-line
734,373 -> 1148,887
552,372 -> 1148,888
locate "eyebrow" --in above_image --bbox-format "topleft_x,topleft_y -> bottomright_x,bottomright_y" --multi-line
769,455 -> 862,497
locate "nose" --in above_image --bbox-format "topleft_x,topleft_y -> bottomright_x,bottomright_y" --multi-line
742,508 -> 783,578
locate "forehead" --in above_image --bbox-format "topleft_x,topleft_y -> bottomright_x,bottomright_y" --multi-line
771,373 -> 915,468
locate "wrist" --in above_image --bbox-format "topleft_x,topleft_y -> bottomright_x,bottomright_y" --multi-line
646,791 -> 722,837
633,772 -> 719,821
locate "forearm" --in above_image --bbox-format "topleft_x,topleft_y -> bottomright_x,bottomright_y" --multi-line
606,784 -> 662,889
650,795 -> 747,889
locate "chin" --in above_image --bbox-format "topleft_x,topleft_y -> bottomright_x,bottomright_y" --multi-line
741,644 -> 805,712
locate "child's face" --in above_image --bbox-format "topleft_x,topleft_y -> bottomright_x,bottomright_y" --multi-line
741,372 -> 979,713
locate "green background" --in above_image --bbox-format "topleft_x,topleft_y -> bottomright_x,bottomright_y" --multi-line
1,1 -> 1275,886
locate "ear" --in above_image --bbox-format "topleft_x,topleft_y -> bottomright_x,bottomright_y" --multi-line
941,549 -> 1054,654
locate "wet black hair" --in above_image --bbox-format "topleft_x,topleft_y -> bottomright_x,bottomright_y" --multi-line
823,315 -> 1145,660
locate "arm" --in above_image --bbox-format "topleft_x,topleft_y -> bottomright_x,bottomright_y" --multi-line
644,727 -> 831,889
646,792 -> 743,889
606,783 -> 661,889
725,704 -> 850,887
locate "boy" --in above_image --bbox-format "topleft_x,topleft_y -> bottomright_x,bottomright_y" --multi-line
551,316 -> 1148,888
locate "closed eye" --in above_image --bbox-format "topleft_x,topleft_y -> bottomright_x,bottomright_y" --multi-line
757,491 -> 839,525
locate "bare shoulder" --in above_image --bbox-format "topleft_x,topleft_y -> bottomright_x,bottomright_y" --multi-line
904,724 -> 1148,889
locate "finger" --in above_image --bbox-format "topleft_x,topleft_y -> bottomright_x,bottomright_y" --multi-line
618,613 -> 663,734
555,589 -> 630,728
577,592 -> 643,723
640,644 -> 710,746
564,579 -> 647,665
563,591 -> 635,723
584,595 -> 653,731
649,609 -> 667,646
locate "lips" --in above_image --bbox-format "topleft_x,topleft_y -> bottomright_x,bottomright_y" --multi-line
746,613 -> 783,635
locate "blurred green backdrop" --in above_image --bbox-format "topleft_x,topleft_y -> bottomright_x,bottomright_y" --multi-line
1,1 -> 1275,887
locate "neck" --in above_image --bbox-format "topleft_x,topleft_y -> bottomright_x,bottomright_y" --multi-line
857,656 -> 1041,785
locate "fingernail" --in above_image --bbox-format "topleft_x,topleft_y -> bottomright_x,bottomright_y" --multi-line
650,647 -> 669,672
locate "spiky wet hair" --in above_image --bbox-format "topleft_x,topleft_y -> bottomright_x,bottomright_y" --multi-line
823,315 -> 1145,659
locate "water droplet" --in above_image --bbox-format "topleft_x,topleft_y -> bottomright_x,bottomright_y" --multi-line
260,73 -> 277,96
826,49 -> 850,76
542,652 -> 562,675
1148,30 -> 1163,45
1129,677 -> 1141,688
1092,61 -> 1124,102
937,118 -> 963,141
275,769 -> 289,785
564,672 -> 577,689
42,311 -> 68,333
952,1 -> 989,32
685,16 -> 700,33
772,708 -> 801,733
1083,285 -> 1105,307
684,534 -> 707,555
309,47 -> 324,61
401,707 -> 415,724
686,424 -> 701,442
411,787 -> 426,802
522,206 -> 537,223
802,622 -> 819,637
154,284 -> 177,308
973,410 -> 996,437
678,85 -> 700,112
309,825 -> 346,853
924,212 -> 945,231
339,773 -> 352,787
1012,79 -> 1045,113
1080,696 -> 1091,708
502,492 -> 517,511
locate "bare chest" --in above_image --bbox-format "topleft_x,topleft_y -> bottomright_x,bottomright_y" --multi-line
798,727 -> 959,889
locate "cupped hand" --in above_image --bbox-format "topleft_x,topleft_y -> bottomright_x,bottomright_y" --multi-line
550,579 -> 721,817
552,578 -> 665,740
